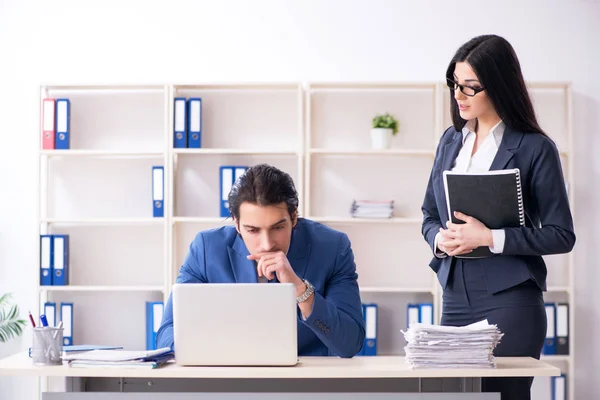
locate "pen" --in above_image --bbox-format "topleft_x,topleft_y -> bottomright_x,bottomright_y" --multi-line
28,311 -> 36,328
40,314 -> 49,327
53,320 -> 64,340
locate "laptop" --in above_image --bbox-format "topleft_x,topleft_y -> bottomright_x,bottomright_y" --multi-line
172,282 -> 298,366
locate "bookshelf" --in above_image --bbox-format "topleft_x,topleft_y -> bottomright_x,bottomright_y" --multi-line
35,81 -> 575,399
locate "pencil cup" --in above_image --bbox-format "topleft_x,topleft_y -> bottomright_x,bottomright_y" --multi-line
31,327 -> 63,365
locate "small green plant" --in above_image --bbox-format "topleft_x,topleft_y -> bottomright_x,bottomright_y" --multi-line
0,293 -> 26,343
372,113 -> 399,135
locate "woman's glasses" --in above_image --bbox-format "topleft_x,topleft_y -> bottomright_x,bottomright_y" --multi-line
446,78 -> 485,97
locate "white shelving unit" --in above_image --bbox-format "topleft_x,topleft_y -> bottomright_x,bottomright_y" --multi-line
34,81 -> 575,399
305,82 -> 441,356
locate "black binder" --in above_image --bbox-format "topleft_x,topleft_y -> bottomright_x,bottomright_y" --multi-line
442,168 -> 525,258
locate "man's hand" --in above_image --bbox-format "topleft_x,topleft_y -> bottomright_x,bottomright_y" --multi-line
247,251 -> 304,296
441,211 -> 493,257
247,251 -> 315,318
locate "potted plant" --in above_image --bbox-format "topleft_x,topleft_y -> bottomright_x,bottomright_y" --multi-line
371,112 -> 399,149
0,293 -> 26,343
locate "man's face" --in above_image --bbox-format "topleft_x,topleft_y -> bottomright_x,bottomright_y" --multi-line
234,202 -> 296,256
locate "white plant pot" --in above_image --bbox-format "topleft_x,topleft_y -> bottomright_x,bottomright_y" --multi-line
370,128 -> 393,149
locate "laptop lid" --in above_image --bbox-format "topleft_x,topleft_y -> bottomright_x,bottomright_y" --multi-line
172,283 -> 298,366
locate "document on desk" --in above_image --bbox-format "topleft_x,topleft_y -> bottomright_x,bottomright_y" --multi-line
63,347 -> 172,362
402,320 -> 504,369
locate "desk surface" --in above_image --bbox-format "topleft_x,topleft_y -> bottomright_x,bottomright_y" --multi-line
0,352 -> 560,379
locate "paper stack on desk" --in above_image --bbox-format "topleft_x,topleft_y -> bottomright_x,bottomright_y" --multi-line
63,347 -> 174,369
402,320 -> 503,369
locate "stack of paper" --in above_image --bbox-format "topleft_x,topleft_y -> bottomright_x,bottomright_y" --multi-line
350,200 -> 394,219
63,347 -> 174,369
402,320 -> 504,369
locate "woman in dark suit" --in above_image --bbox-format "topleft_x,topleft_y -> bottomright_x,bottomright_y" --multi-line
421,34 -> 575,400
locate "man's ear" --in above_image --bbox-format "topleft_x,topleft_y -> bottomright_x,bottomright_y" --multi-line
233,217 -> 241,235
291,211 -> 298,228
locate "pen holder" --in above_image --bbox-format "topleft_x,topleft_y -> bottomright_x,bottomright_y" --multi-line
31,327 -> 64,366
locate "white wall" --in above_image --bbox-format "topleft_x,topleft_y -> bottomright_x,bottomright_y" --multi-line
0,0 -> 598,398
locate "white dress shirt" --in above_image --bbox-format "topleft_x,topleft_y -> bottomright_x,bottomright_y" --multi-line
434,120 -> 506,257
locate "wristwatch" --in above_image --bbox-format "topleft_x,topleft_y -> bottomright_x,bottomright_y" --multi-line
296,279 -> 315,303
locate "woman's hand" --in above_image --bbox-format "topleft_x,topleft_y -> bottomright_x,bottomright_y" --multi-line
440,211 -> 493,256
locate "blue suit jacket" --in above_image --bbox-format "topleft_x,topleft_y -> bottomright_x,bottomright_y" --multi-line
421,126 -> 576,294
156,218 -> 366,358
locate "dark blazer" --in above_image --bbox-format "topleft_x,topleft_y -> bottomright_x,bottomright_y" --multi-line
156,218 -> 366,358
421,125 -> 575,294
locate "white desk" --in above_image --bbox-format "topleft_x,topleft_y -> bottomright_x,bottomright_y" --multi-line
0,352 -> 561,399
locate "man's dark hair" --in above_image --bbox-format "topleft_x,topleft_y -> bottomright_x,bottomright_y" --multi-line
228,163 -> 299,221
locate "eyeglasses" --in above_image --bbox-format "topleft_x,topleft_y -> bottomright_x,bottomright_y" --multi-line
446,78 -> 485,97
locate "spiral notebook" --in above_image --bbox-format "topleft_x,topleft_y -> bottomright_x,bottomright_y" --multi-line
443,168 -> 525,258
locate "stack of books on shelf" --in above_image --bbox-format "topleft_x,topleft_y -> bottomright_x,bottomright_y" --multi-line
63,347 -> 174,369
350,200 -> 394,219
402,320 -> 503,369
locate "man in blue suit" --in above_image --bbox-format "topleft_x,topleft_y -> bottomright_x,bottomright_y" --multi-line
156,163 -> 365,358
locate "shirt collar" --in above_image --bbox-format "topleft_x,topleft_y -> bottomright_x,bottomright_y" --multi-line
461,120 -> 506,147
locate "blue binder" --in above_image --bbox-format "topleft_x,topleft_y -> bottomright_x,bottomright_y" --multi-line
146,301 -> 164,350
543,303 -> 557,355
52,235 -> 69,286
418,303 -> 434,325
152,166 -> 164,218
187,97 -> 202,148
55,98 -> 70,149
40,235 -> 53,286
219,166 -> 248,217
407,304 -> 419,327
61,302 -> 74,346
173,97 -> 187,148
44,302 -> 56,327
362,303 -> 377,356
551,373 -> 566,400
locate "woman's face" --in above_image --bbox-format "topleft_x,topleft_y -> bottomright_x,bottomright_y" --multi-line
452,62 -> 497,122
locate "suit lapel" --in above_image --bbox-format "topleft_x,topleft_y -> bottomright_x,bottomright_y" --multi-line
441,131 -> 463,173
489,126 -> 524,170
228,235 -> 257,283
286,225 -> 311,280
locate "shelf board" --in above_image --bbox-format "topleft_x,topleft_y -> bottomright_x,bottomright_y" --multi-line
541,354 -> 571,362
39,285 -> 164,293
310,217 -> 422,224
360,286 -> 434,294
40,150 -> 165,159
309,149 -> 435,157
173,148 -> 298,156
43,84 -> 166,92
41,218 -> 164,226
174,83 -> 301,92
309,82 -> 437,91
546,286 -> 571,293
173,217 -> 234,224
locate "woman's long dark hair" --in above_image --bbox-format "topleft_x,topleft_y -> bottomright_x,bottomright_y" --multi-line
446,34 -> 546,135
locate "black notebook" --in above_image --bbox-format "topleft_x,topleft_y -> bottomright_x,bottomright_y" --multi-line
442,168 -> 525,258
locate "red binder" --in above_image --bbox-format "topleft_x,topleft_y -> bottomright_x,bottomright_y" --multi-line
42,98 -> 56,149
